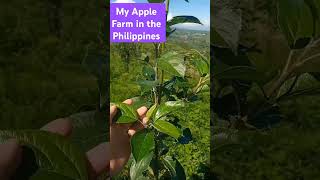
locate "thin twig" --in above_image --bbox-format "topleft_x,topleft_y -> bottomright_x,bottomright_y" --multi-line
298,38 -> 320,60
297,52 -> 320,67
266,50 -> 295,97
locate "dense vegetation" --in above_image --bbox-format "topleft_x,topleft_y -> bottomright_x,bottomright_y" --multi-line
212,0 -> 320,179
0,0 -> 109,179
109,0 -> 211,179
110,29 -> 210,179
0,0 -> 106,129
0,0 -> 210,179
4,0 -> 319,179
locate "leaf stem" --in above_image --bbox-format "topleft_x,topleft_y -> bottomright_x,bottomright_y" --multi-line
166,0 -> 170,20
154,138 -> 160,180
297,38 -> 320,60
266,50 -> 295,98
153,2 -> 170,179
153,43 -> 160,105
297,52 -> 320,67
153,43 -> 161,179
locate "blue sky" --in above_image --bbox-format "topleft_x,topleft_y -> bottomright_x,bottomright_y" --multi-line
111,0 -> 210,31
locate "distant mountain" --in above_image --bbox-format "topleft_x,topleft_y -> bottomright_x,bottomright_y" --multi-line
173,28 -> 210,35
174,28 -> 210,33
174,25 -> 210,32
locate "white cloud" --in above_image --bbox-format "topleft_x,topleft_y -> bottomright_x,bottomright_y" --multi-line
174,23 -> 209,31
112,0 -> 135,3
167,12 -> 173,20
201,19 -> 210,27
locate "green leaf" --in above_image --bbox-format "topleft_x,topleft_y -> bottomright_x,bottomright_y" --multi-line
247,42 -> 290,83
213,64 -> 263,83
0,130 -> 88,180
131,130 -> 155,162
131,97 -> 153,110
158,51 -> 186,77
167,16 -> 202,27
155,101 -> 185,120
30,169 -> 75,180
153,120 -> 182,139
69,110 -> 108,151
212,0 -> 241,53
305,0 -> 320,37
113,103 -> 139,123
130,152 -> 153,180
140,53 -> 150,63
190,50 -> 210,77
146,104 -> 158,121
142,66 -> 155,80
192,57 -> 209,77
212,46 -> 253,66
277,0 -> 314,48
148,0 -> 165,3
137,80 -> 158,93
277,86 -> 320,101
162,156 -> 186,180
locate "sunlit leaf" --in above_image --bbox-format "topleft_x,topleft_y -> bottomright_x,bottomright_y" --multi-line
146,104 -> 158,121
192,57 -> 209,77
153,120 -> 182,139
130,152 -> 153,180
158,51 -> 186,77
142,66 -> 155,80
137,80 -> 158,93
113,103 -> 139,123
131,96 -> 153,110
167,16 -> 202,27
154,101 -> 185,121
131,130 -> 155,162
162,156 -> 186,180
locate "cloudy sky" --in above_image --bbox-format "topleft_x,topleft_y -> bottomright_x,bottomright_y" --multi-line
111,0 -> 210,31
